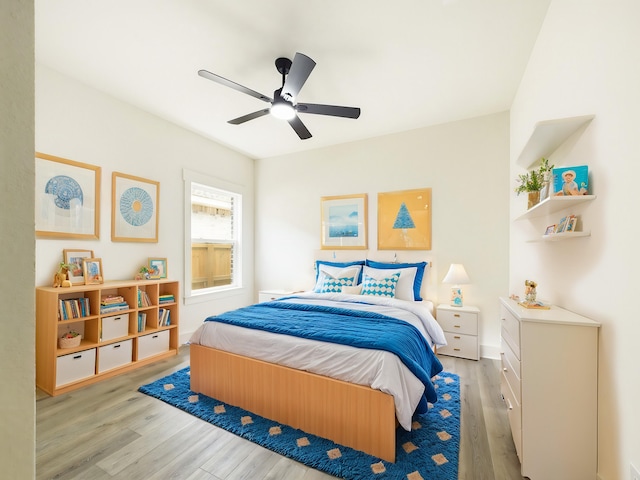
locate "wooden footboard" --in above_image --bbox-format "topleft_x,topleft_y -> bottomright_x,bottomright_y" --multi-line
190,343 -> 397,462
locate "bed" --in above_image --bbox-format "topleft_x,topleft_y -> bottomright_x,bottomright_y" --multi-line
189,260 -> 446,462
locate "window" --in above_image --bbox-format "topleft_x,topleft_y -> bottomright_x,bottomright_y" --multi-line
184,170 -> 242,299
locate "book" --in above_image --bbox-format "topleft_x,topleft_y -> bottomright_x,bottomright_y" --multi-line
518,301 -> 551,310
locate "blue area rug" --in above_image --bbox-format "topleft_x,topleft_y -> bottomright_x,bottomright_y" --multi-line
139,367 -> 460,479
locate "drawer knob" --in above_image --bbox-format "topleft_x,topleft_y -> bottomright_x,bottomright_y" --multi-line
454,325 -> 461,328
503,367 -> 508,372
453,314 -> 461,318
454,335 -> 461,339
506,399 -> 513,410
453,348 -> 461,351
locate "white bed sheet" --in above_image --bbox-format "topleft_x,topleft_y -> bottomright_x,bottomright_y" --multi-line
189,292 -> 446,430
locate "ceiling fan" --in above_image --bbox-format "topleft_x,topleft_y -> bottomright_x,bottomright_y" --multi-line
198,52 -> 361,140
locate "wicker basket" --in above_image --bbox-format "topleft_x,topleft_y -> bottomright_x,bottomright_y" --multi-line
58,334 -> 82,349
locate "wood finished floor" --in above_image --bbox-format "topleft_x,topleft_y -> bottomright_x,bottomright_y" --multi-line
36,347 -> 525,480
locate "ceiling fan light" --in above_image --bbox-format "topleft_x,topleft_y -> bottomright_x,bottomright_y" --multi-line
270,99 -> 296,120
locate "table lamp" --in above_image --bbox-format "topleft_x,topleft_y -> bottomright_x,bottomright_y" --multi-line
442,263 -> 470,307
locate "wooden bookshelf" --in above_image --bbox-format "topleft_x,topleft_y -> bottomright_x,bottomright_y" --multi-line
36,279 -> 179,396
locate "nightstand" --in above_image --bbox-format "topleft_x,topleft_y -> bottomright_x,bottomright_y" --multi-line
258,289 -> 298,303
436,304 -> 479,360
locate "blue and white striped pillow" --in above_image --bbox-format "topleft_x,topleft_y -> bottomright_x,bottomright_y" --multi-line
316,274 -> 356,293
361,272 -> 401,298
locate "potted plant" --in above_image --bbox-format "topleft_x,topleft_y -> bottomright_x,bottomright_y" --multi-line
515,158 -> 554,209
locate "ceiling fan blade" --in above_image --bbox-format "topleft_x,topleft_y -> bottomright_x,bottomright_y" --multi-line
296,103 -> 361,119
281,53 -> 316,101
198,69 -> 272,103
228,109 -> 271,125
287,115 -> 312,140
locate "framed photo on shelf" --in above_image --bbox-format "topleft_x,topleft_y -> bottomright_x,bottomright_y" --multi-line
544,225 -> 556,236
63,249 -> 95,285
553,165 -> 589,196
320,194 -> 368,250
556,216 -> 569,233
82,258 -> 104,285
35,152 -> 101,239
148,257 -> 167,279
112,172 -> 159,243
378,188 -> 432,250
564,215 -> 577,232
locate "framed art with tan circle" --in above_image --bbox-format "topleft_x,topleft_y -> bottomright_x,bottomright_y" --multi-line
112,172 -> 159,242
378,188 -> 432,250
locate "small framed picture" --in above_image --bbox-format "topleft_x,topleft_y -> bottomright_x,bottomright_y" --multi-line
83,258 -> 104,285
556,216 -> 569,233
63,249 -> 95,285
564,215 -> 577,232
544,225 -> 556,236
148,258 -> 167,279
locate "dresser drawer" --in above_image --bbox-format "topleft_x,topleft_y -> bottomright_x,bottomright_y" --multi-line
501,337 -> 521,404
501,370 -> 522,460
98,339 -> 133,373
437,309 -> 478,335
56,348 -> 96,387
438,331 -> 478,360
500,305 -> 521,355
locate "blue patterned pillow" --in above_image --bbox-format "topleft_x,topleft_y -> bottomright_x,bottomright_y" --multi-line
316,274 -> 356,293
361,272 -> 401,298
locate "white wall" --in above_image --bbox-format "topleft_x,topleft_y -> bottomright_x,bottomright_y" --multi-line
510,1 -> 640,479
255,112 -> 510,358
36,65 -> 256,339
0,1 -> 35,477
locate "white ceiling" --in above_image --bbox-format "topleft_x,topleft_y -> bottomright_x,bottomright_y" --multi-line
35,0 -> 550,160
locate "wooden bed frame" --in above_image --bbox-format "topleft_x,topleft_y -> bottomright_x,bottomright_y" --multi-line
190,343 -> 398,462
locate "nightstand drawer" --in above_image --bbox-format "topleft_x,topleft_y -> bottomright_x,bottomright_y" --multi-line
258,290 -> 297,303
438,332 -> 478,360
437,309 -> 478,335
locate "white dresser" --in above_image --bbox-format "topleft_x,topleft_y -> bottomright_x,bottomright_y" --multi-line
436,304 -> 479,360
499,297 -> 600,480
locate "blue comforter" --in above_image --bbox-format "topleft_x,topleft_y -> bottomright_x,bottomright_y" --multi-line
205,300 -> 443,412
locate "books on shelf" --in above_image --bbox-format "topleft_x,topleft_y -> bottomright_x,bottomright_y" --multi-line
100,295 -> 130,314
158,308 -> 171,327
137,312 -> 147,332
138,290 -> 152,307
58,297 -> 91,320
159,294 -> 175,304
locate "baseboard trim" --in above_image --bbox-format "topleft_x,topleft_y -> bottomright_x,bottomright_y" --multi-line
480,344 -> 501,360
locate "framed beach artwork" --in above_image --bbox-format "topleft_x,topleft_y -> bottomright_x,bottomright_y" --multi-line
112,172 -> 159,242
320,194 -> 368,250
35,153 -> 101,239
63,249 -> 95,285
82,258 -> 104,285
378,188 -> 432,250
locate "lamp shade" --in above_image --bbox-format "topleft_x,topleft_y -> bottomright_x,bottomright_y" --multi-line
442,263 -> 470,285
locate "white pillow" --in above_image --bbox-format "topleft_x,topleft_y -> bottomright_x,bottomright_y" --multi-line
362,265 -> 417,301
341,285 -> 363,295
313,265 -> 362,292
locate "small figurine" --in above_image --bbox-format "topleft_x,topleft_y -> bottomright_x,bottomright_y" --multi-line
524,280 -> 537,303
53,262 -> 73,288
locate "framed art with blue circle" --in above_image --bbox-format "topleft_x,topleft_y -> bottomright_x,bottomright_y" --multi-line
35,152 -> 101,239
111,172 -> 159,242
